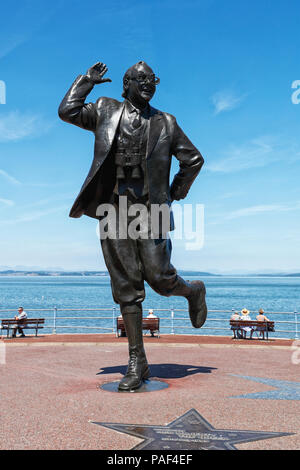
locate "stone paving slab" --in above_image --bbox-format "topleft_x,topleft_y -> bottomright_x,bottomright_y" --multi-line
0,335 -> 299,450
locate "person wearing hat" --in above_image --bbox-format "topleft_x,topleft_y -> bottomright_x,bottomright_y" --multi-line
147,309 -> 157,318
240,308 -> 253,339
147,309 -> 157,337
255,308 -> 270,340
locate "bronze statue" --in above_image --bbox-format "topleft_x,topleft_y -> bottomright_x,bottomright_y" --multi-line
58,61 -> 207,391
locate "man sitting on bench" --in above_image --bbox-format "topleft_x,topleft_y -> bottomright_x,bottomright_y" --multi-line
147,309 -> 157,337
12,307 -> 27,338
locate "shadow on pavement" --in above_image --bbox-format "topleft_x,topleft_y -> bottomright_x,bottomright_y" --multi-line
97,363 -> 217,379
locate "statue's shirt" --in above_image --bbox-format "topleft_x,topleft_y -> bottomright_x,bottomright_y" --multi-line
113,99 -> 150,200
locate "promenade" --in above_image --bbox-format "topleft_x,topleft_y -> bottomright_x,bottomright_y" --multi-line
0,334 -> 299,450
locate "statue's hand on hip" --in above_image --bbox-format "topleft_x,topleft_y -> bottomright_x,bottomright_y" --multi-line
170,182 -> 185,201
86,62 -> 112,85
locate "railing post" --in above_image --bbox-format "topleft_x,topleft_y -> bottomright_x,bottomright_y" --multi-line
53,307 -> 57,334
295,310 -> 298,340
112,306 -> 116,335
171,307 -> 175,335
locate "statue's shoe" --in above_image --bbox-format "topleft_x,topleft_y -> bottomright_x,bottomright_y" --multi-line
186,280 -> 207,328
118,355 -> 150,392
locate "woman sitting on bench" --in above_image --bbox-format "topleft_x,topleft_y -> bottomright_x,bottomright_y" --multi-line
240,308 -> 253,339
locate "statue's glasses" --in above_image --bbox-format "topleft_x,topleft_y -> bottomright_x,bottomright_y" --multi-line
132,73 -> 160,86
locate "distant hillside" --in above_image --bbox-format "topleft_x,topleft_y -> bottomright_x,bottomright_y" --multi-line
249,273 -> 300,277
0,270 -> 299,277
178,271 -> 218,276
0,269 -> 218,277
0,270 -> 108,276
284,273 -> 300,277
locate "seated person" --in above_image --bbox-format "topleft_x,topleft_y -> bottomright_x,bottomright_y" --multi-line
147,309 -> 157,318
255,308 -> 270,340
12,307 -> 27,338
147,309 -> 157,336
230,311 -> 241,339
117,313 -> 127,337
240,308 -> 253,339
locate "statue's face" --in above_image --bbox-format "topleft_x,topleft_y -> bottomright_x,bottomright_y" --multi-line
126,63 -> 157,104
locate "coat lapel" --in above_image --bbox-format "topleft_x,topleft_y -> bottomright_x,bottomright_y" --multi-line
146,107 -> 163,159
106,102 -> 125,148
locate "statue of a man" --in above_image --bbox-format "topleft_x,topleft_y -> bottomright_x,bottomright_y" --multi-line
58,61 -> 207,391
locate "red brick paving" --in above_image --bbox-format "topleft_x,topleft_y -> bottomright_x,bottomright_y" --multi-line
0,334 -> 298,450
2,332 -> 294,347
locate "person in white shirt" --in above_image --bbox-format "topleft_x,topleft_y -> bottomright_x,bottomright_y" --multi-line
240,308 -> 253,339
147,309 -> 157,318
230,311 -> 241,339
12,307 -> 27,338
147,309 -> 158,337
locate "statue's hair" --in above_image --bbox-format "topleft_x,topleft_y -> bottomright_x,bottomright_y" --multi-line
122,61 -> 149,98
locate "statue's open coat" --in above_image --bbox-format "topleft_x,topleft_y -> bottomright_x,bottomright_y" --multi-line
58,74 -> 204,229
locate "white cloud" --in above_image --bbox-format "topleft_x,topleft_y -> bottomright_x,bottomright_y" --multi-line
22,194 -> 74,210
211,90 -> 246,114
0,198 -> 14,206
0,169 -> 21,185
224,201 -> 300,221
0,111 -> 51,142
0,205 -> 69,226
0,4 -> 62,60
207,201 -> 300,227
0,35 -> 28,60
205,136 -> 300,173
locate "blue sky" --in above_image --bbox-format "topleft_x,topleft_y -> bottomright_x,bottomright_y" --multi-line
0,0 -> 299,273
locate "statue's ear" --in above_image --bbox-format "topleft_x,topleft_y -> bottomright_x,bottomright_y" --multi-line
123,77 -> 129,91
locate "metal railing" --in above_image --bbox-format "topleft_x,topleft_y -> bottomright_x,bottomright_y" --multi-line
0,307 -> 298,339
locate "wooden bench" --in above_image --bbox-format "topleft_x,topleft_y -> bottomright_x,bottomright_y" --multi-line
1,318 -> 45,338
117,317 -> 160,338
230,320 -> 275,340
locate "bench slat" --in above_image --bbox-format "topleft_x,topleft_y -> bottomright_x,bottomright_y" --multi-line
117,317 -> 160,337
2,318 -> 44,324
229,320 -> 275,339
1,318 -> 45,337
230,320 -> 274,327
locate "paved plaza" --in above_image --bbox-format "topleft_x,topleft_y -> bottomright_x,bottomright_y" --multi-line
0,334 -> 299,450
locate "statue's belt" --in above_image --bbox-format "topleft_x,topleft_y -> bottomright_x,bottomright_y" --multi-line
115,152 -> 144,167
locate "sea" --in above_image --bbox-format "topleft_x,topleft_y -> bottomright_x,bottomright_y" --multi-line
0,276 -> 299,339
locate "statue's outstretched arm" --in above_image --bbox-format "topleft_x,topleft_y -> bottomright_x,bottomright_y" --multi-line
58,62 -> 111,132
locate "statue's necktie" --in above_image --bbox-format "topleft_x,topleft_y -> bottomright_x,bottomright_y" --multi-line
132,110 -> 141,129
